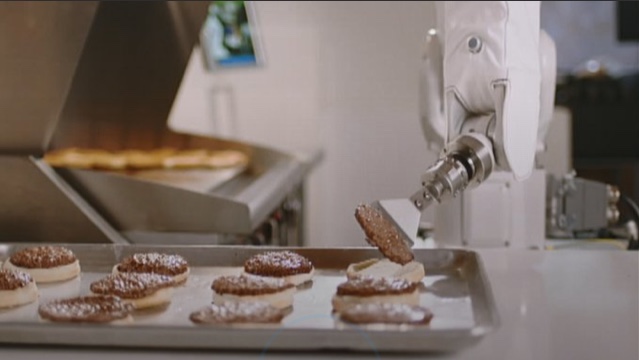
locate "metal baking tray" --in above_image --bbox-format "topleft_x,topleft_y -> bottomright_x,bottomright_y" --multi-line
0,244 -> 499,353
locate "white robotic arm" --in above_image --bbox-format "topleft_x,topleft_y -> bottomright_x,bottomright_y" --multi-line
413,1 -> 551,214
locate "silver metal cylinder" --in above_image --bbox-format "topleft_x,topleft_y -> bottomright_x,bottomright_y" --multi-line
421,157 -> 469,201
411,133 -> 495,210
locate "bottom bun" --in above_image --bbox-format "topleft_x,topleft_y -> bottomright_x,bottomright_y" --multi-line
331,289 -> 419,313
214,287 -> 295,309
0,281 -> 38,309
346,259 -> 424,283
3,260 -> 81,284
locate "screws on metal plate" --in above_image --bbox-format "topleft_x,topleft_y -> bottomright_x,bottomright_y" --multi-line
414,199 -> 423,209
468,36 -> 482,53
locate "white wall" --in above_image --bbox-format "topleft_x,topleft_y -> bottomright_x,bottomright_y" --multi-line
169,2 -> 321,152
169,1 -> 439,246
311,2 -> 436,246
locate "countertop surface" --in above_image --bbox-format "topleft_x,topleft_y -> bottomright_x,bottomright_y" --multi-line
1,249 -> 637,360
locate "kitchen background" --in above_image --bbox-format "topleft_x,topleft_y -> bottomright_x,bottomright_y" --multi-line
169,1 -> 639,246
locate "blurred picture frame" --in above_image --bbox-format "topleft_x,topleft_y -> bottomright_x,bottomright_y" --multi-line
200,1 -> 263,70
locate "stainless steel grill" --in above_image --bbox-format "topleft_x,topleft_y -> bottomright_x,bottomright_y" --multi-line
0,2 -> 312,246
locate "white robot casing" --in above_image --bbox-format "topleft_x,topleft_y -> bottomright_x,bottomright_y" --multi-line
419,1 -> 556,248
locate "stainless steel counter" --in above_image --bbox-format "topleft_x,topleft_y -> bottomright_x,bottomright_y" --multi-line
0,249 -> 636,360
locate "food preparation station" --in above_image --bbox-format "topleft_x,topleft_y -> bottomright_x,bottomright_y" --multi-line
0,2 -> 636,360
